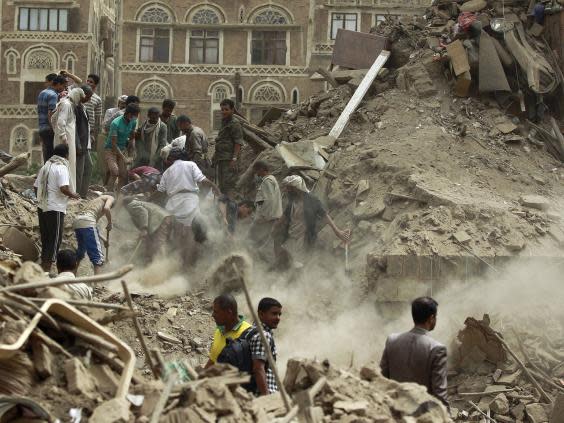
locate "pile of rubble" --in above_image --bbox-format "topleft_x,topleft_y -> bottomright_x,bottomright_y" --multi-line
449,315 -> 564,422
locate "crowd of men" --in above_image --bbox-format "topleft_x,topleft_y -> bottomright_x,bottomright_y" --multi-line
33,71 -> 449,405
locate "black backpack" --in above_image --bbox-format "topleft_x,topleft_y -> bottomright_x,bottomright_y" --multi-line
217,326 -> 272,393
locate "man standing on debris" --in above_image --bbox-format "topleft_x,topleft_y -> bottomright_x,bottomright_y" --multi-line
274,175 -> 350,267
161,99 -> 180,143
55,249 -> 93,300
380,297 -> 448,406
104,103 -> 140,191
249,297 -> 283,396
37,74 -> 66,162
212,99 -> 244,196
249,161 -> 283,248
176,115 -> 209,175
72,194 -> 114,274
75,84 -> 94,198
206,294 -> 252,368
134,107 -> 167,169
34,144 -> 80,271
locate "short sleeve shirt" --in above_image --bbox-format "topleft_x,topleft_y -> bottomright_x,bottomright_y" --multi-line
37,88 -> 58,131
34,163 -> 70,213
214,118 -> 244,161
105,115 -> 136,150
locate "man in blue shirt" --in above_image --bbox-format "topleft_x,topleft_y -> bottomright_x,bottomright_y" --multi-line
37,74 -> 66,163
104,103 -> 140,191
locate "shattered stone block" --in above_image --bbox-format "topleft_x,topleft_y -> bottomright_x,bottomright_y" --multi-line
89,398 -> 130,423
31,338 -> 53,379
526,403 -> 549,423
64,358 -> 97,398
334,400 -> 369,416
489,393 -> 509,415
520,195 -> 551,211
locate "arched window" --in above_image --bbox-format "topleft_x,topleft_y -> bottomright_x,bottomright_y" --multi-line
139,6 -> 171,23
252,7 -> 290,25
11,126 -> 30,155
138,80 -> 170,102
138,5 -> 172,62
209,82 -> 233,131
252,83 -> 283,103
5,50 -> 19,74
291,88 -> 299,105
191,7 -> 221,24
62,52 -> 77,74
25,49 -> 55,70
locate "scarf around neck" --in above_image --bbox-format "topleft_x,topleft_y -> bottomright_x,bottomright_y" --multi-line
37,155 -> 72,210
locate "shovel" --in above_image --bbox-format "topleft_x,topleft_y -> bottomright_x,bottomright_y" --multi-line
344,229 -> 352,277
105,227 -> 111,263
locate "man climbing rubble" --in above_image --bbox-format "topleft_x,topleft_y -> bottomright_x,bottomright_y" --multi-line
72,193 -> 114,274
380,297 -> 449,407
55,249 -> 92,300
274,175 -> 350,268
205,294 -> 251,368
249,297 -> 283,396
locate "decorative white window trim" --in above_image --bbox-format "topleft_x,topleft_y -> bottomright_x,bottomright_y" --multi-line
10,125 -> 31,156
314,43 -> 334,54
62,51 -> 78,74
186,28 -> 223,65
4,48 -> 20,75
0,32 -> 92,42
24,47 -> 57,70
249,80 -> 286,104
135,77 -> 172,102
208,80 -> 234,133
120,63 -> 309,77
0,105 -> 38,118
136,3 -> 174,23
186,4 -> 226,24
248,4 -> 294,24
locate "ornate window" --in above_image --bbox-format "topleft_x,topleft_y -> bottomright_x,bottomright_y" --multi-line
5,50 -> 19,74
189,30 -> 219,64
25,49 -> 55,70
209,82 -> 233,131
191,8 -> 221,24
139,6 -> 171,23
252,7 -> 290,25
213,85 -> 229,103
139,80 -> 170,102
330,13 -> 358,39
252,83 -> 283,103
11,126 -> 30,155
62,52 -> 77,74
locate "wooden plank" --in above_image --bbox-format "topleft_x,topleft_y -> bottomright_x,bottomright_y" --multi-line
446,40 -> 471,76
329,51 -> 390,140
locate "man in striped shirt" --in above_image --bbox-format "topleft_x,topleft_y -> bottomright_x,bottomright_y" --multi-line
76,74 -> 103,197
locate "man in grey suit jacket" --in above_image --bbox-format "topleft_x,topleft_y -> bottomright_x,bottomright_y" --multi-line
380,297 -> 448,406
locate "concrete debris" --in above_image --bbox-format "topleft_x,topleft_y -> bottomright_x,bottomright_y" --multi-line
90,398 -> 131,423
520,195 -> 551,211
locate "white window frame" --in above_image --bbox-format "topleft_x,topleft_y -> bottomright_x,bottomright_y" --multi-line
136,27 -> 172,63
246,30 -> 290,66
328,11 -> 361,41
186,29 -> 223,65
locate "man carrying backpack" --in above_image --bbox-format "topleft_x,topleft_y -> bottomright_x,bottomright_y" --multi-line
249,297 -> 283,396
206,294 -> 251,368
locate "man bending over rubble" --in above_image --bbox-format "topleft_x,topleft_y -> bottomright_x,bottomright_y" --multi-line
380,297 -> 448,406
249,297 -> 282,396
205,294 -> 251,368
73,193 -> 114,274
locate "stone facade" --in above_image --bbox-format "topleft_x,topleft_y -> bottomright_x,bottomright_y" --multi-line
119,0 -> 324,134
0,0 -> 115,163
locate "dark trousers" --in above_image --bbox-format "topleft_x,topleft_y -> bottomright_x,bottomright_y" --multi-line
38,209 -> 65,263
39,128 -> 55,163
215,160 -> 238,195
76,150 -> 92,198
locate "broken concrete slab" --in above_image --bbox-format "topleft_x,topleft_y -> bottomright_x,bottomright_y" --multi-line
496,122 -> 517,134
453,230 -> 472,244
89,398 -> 130,423
90,364 -> 119,396
64,358 -> 98,398
520,195 -> 551,211
550,393 -> 564,422
447,40 -> 471,76
460,0 -> 487,12
331,29 -> 391,70
353,200 -> 385,221
0,227 -> 38,262
526,403 -> 548,423
334,400 -> 369,416
276,140 -> 327,171
489,393 -> 510,415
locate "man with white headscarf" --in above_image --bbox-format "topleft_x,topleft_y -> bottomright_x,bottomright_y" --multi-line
274,175 -> 350,267
52,87 -> 85,189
